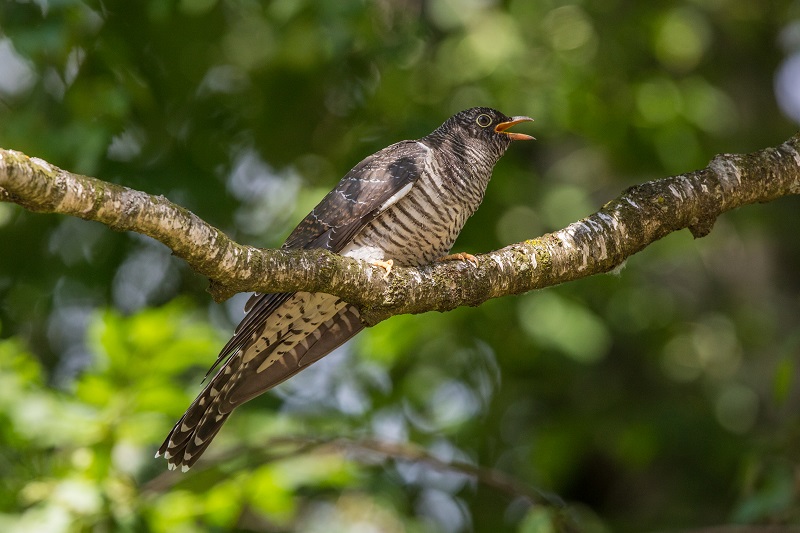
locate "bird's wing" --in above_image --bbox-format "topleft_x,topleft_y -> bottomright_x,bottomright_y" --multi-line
283,139 -> 427,251
206,140 -> 428,374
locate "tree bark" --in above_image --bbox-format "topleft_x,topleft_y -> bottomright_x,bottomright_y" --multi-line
1,134 -> 799,325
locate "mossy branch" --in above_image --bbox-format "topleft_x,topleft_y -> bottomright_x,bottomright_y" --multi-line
1,134 -> 799,325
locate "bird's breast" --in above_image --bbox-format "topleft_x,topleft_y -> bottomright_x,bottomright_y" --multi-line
342,160 -> 489,267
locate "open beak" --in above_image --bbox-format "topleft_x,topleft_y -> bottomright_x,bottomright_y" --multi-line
495,116 -> 535,141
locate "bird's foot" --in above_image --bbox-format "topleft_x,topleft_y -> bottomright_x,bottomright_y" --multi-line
438,252 -> 479,267
371,259 -> 394,278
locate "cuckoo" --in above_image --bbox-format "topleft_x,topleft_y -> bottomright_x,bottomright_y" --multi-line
157,107 -> 534,471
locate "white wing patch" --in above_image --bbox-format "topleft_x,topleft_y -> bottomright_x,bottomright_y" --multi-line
378,181 -> 414,213
376,142 -> 431,214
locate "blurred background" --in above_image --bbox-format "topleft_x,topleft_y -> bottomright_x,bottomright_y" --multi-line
1,0 -> 799,531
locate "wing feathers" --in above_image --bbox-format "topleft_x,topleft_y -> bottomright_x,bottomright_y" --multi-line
282,140 -> 427,252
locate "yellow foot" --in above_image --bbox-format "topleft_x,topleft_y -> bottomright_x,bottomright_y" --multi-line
438,252 -> 479,267
371,259 -> 394,278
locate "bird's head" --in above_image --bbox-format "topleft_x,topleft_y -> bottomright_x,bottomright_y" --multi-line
425,107 -> 534,159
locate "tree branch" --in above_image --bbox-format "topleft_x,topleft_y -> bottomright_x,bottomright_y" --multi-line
142,434 -> 559,507
2,135 -> 799,325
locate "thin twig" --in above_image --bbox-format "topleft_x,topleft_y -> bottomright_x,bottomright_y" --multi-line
141,434 -> 559,508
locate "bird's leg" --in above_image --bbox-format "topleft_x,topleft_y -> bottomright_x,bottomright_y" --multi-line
371,259 -> 394,278
438,252 -> 479,267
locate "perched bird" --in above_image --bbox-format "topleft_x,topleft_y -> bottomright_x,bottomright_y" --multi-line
157,107 -> 534,471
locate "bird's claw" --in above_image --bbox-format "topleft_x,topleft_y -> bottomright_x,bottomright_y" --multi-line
439,252 -> 479,267
371,259 -> 394,278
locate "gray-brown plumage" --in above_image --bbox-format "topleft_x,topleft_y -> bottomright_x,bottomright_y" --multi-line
156,107 -> 533,471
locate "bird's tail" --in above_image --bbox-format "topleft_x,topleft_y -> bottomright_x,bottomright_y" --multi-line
156,296 -> 363,471
155,351 -> 242,471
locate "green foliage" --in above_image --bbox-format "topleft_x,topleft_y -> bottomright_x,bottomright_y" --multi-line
1,0 -> 800,531
0,302 -> 213,529
0,302 -> 393,531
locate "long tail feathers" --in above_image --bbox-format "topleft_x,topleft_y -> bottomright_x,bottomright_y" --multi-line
157,294 -> 363,472
156,352 -> 240,471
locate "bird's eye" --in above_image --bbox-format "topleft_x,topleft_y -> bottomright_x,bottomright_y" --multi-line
476,114 -> 492,128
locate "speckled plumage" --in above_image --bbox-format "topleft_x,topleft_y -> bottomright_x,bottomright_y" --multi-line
157,107 -> 533,471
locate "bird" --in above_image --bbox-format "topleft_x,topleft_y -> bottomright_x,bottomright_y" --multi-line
156,107 -> 534,471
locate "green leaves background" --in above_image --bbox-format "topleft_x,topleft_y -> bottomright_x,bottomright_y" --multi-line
1,0 -> 799,531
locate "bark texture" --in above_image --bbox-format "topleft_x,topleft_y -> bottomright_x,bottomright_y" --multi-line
1,134 -> 799,325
